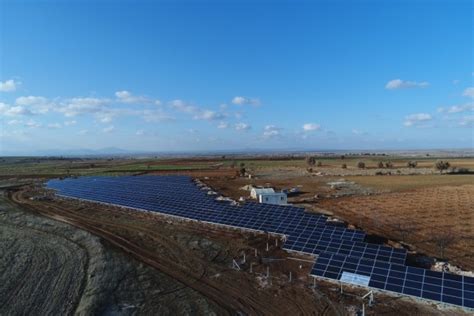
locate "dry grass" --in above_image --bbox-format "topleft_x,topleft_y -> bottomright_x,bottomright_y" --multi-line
317,184 -> 474,270
346,174 -> 474,192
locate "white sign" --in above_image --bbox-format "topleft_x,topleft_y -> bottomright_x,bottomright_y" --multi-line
340,271 -> 371,286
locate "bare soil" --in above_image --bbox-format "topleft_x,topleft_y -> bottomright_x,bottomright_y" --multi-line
4,183 -> 470,315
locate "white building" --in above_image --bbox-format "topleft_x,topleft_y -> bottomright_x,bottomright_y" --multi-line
258,192 -> 287,205
250,187 -> 274,199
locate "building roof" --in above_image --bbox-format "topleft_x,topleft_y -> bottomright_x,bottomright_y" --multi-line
251,188 -> 275,194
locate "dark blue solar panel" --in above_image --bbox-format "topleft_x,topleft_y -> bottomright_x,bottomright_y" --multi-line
311,252 -> 473,309
46,175 -> 471,309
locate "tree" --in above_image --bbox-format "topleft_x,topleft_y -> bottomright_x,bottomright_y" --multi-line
239,167 -> 246,177
435,160 -> 450,174
385,161 -> 394,168
407,161 -> 418,168
377,161 -> 384,168
357,161 -> 366,169
305,156 -> 316,167
431,229 -> 456,259
393,222 -> 417,243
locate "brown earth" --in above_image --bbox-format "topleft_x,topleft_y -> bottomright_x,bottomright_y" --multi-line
4,184 -> 470,315
315,185 -> 474,271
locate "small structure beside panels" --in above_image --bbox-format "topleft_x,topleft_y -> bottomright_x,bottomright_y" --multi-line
46,176 -> 472,310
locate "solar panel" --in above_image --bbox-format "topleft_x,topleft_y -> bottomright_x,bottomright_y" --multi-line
46,175 -> 471,309
311,253 -> 474,309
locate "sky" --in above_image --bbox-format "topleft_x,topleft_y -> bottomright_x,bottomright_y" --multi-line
0,0 -> 473,155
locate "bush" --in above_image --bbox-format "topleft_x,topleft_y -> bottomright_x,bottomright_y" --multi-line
377,161 -> 384,168
341,163 -> 347,169
385,161 -> 394,168
357,161 -> 366,169
316,161 -> 322,167
305,156 -> 316,166
449,167 -> 471,174
434,160 -> 450,173
407,161 -> 418,168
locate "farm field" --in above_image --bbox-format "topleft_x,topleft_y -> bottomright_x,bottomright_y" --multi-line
316,185 -> 474,271
1,153 -> 473,315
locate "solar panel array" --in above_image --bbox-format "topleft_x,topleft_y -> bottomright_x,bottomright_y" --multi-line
46,175 -> 470,309
312,253 -> 474,308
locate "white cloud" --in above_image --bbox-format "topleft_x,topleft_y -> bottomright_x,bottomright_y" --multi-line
47,123 -> 62,129
302,123 -> 321,131
115,90 -> 150,104
102,125 -> 115,133
459,115 -> 474,127
235,122 -> 251,131
0,79 -> 19,92
453,79 -> 460,85
7,119 -> 22,125
169,99 -> 197,113
439,102 -> 474,114
193,110 -> 226,121
385,79 -> 429,90
24,120 -> 42,128
232,96 -> 260,106
64,120 -> 77,126
142,109 -> 174,122
262,125 -> 282,138
352,129 -> 366,135
217,122 -> 229,129
463,87 -> 474,99
404,113 -> 432,127
5,105 -> 32,116
98,114 -> 113,123
77,129 -> 88,135
60,97 -> 110,117
136,129 -> 145,136
15,96 -> 54,114
155,100 -> 162,106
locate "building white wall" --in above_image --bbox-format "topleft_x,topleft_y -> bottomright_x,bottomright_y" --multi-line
250,188 -> 274,199
258,192 -> 287,205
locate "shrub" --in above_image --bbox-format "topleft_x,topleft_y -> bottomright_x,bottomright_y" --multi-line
305,156 -> 316,166
341,163 -> 347,169
385,161 -> 394,168
407,161 -> 418,168
316,161 -> 322,167
434,160 -> 450,173
357,161 -> 366,169
377,161 -> 384,168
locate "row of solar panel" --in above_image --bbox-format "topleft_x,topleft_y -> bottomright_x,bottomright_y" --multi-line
284,235 -> 406,265
312,253 -> 474,308
48,176 -> 471,308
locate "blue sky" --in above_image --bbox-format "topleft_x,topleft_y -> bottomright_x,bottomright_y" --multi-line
0,0 -> 473,155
